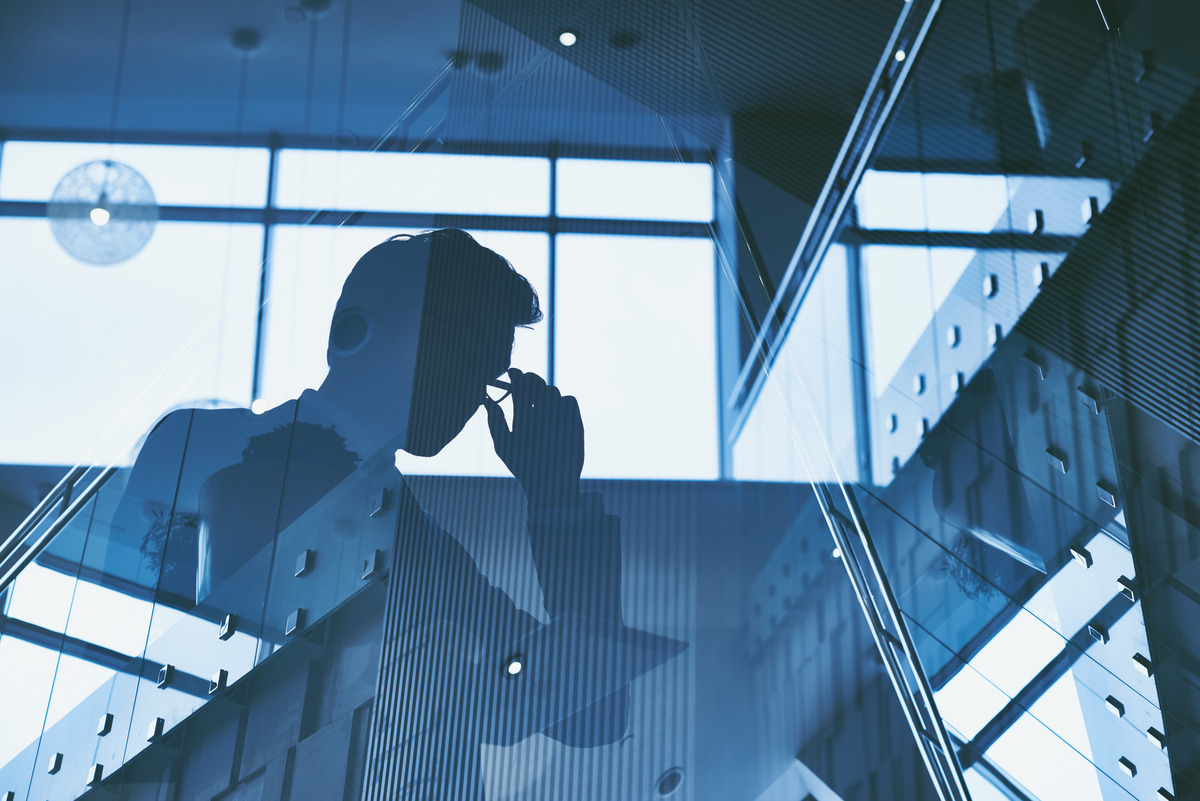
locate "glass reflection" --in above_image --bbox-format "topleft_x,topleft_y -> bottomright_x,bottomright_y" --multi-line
3,0 -> 1198,796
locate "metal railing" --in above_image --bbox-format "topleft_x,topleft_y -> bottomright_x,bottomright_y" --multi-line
815,482 -> 973,801
0,465 -> 117,596
728,0 -> 943,437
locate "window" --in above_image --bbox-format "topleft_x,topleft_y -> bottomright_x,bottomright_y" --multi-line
555,158 -> 714,222
0,218 -> 261,466
0,141 -> 269,207
1,143 -> 719,478
555,234 -> 718,480
275,150 -> 550,215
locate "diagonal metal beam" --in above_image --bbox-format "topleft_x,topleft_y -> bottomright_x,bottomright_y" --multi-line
729,0 -> 943,438
815,482 -> 973,801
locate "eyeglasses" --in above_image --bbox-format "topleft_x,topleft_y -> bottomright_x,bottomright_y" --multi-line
485,379 -> 512,403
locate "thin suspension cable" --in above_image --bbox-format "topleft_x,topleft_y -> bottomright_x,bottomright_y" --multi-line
109,0 -> 134,140
235,52 -> 250,134
337,0 -> 353,135
304,16 -> 319,136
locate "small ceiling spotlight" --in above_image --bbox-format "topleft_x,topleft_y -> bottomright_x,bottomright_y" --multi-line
657,767 -> 684,796
831,546 -> 842,559
503,654 -> 524,677
894,49 -> 907,62
558,29 -> 579,47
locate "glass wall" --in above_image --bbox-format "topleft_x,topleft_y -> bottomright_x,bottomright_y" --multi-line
2,0 -> 1199,799
727,0 -> 1200,798
0,145 -> 717,479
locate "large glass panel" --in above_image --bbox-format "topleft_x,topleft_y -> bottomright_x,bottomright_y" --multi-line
555,233 -> 718,480
0,637 -> 59,795
3,497 -> 94,801
986,672 -> 1108,801
274,150 -> 550,216
732,245 -> 857,482
555,158 -> 714,222
0,142 -> 269,207
857,171 -> 1111,236
5,0 -> 1199,797
0,219 -> 261,467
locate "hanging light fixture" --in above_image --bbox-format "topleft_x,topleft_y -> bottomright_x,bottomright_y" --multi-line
48,0 -> 157,265
48,159 -> 157,265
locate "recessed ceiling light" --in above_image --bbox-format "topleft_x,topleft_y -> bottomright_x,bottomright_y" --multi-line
558,30 -> 578,47
831,546 -> 842,559
657,767 -> 683,796
895,49 -> 907,62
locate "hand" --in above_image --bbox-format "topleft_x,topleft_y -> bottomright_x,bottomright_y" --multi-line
484,369 -> 583,506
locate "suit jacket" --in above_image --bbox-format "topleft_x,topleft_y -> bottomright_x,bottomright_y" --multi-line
112,390 -> 631,762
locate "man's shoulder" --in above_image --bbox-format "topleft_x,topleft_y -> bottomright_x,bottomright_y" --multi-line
136,399 -> 301,466
149,398 -> 298,433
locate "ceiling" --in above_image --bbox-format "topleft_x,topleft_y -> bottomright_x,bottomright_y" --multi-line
0,0 -> 902,199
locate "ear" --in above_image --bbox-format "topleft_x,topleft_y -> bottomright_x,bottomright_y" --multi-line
329,308 -> 371,356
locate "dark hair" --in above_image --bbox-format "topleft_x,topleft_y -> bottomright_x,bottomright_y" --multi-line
329,228 -> 542,361
414,228 -> 542,328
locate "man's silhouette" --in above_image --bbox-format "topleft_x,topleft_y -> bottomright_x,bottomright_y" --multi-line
110,229 -> 675,797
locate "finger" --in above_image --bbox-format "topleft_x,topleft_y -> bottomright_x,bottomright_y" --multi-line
560,395 -> 584,441
562,395 -> 581,419
510,370 -> 547,400
509,371 -> 550,419
483,397 -> 511,454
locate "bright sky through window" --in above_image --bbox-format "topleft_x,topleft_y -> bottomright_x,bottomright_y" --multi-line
0,218 -> 261,467
0,141 -> 269,207
555,234 -> 719,480
1,144 -> 717,480
275,150 -> 550,216
555,158 -> 714,222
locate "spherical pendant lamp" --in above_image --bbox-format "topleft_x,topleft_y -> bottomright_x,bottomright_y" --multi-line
48,159 -> 157,265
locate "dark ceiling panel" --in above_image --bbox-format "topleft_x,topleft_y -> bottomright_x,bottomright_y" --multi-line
0,0 -> 900,183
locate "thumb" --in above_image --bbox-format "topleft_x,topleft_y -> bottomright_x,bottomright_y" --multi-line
483,398 -> 510,457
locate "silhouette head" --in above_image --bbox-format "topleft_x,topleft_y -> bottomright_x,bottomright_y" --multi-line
324,229 -> 542,456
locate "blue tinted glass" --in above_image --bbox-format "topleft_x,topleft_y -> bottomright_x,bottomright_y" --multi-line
4,0 -> 1196,796
986,676 -> 1106,801
275,150 -> 550,216
0,141 -> 269,207
0,219 -> 261,467
733,246 -> 856,482
856,170 -> 1111,236
554,234 -> 718,479
556,159 -> 714,222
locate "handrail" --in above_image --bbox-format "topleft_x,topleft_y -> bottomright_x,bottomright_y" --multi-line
728,0 -> 943,439
0,465 -> 88,568
815,482 -> 973,801
0,466 -> 117,597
